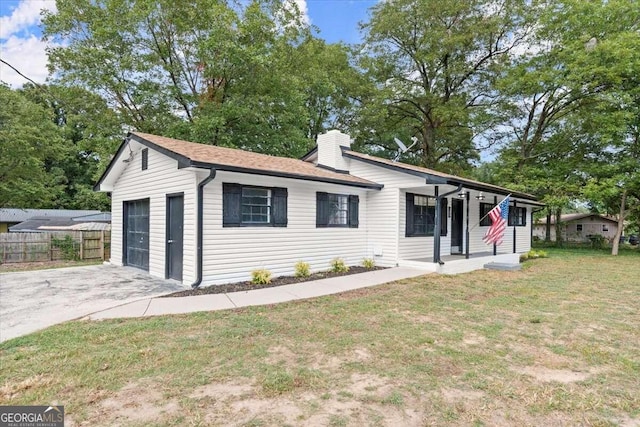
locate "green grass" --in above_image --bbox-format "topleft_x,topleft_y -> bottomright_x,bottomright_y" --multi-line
1,248 -> 639,426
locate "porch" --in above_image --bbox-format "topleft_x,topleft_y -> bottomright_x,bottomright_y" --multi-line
398,252 -> 521,275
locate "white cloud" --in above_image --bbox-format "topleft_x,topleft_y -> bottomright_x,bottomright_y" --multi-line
0,0 -> 56,39
0,35 -> 52,87
0,0 -> 58,87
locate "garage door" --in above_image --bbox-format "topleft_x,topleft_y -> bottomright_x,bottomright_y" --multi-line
124,199 -> 150,270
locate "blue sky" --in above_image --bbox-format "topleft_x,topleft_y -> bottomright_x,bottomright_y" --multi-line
0,0 -> 377,87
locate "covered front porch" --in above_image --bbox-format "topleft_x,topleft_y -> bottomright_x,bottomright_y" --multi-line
398,252 -> 521,275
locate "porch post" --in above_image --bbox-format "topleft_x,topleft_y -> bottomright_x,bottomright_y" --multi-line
513,200 -> 517,254
433,186 -> 440,263
465,191 -> 470,259
493,195 -> 497,256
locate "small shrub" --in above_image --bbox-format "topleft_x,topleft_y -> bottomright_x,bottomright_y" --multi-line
294,261 -> 311,278
362,258 -> 376,269
330,258 -> 349,273
519,253 -> 529,263
251,268 -> 272,285
527,249 -> 548,259
52,235 -> 79,261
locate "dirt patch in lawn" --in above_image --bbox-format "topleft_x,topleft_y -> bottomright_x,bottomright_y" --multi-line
512,366 -> 592,383
164,266 -> 386,297
98,380 -> 180,424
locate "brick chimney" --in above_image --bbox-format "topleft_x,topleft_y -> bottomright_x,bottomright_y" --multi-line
316,130 -> 351,172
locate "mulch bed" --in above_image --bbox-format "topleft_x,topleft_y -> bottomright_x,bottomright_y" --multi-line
163,266 -> 387,297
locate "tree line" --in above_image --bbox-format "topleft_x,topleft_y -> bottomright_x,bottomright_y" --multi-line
1,0 -> 638,247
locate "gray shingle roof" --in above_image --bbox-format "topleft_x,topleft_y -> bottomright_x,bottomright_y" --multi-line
0,209 -> 102,223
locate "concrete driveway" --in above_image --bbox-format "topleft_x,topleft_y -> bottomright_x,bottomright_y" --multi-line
0,264 -> 185,342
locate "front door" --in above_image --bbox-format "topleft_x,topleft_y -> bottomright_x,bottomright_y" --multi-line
166,194 -> 184,281
451,199 -> 464,254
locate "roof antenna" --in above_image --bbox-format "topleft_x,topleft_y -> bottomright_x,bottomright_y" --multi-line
392,137 -> 418,162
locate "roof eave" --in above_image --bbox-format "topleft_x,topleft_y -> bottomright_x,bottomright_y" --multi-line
188,160 -> 383,189
343,151 -> 539,202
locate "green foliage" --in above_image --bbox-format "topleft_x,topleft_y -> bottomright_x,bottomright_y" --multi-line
330,258 -> 349,273
587,235 -> 607,249
51,235 -> 79,261
0,84 -> 64,208
362,258 -> 376,269
251,269 -> 272,285
356,0 -> 532,172
294,261 -> 311,278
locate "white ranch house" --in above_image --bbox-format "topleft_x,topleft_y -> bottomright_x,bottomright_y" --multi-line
95,130 -> 542,287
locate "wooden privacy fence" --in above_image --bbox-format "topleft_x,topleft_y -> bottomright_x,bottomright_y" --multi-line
0,231 -> 111,264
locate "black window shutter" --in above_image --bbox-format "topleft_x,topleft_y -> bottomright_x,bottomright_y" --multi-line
440,198 -> 448,236
272,187 -> 288,227
405,193 -> 414,237
348,195 -> 359,228
522,208 -> 527,226
222,183 -> 242,227
316,192 -> 329,227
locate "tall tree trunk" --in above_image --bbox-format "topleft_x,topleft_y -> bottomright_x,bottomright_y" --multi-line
545,210 -> 552,242
554,207 -> 563,247
611,188 -> 627,256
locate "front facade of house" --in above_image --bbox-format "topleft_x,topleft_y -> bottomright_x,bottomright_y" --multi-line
533,214 -> 619,242
96,130 -> 541,287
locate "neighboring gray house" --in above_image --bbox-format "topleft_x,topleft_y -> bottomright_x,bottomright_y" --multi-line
0,208 -> 102,233
95,130 -> 542,287
533,213 -> 620,242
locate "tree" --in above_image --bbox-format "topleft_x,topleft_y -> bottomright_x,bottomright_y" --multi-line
0,84 -> 65,208
21,84 -> 123,210
43,0 -> 359,158
355,0 -> 533,173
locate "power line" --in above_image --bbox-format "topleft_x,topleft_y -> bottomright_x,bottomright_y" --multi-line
0,57 -> 46,89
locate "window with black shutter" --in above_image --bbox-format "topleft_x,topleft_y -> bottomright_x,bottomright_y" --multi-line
405,192 -> 437,237
223,183 -> 287,227
316,192 -> 359,228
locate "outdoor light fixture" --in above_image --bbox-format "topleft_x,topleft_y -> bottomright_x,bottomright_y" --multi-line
476,192 -> 485,200
458,190 -> 466,198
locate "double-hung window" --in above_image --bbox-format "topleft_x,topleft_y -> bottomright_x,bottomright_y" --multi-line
508,206 -> 527,227
405,193 -> 447,237
241,187 -> 271,224
316,192 -> 359,228
223,183 -> 287,227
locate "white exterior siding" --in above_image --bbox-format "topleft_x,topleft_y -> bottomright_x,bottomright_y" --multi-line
348,160 -> 427,266
111,146 -> 197,284
468,197 -> 532,254
200,171 -> 370,286
397,190 -> 453,260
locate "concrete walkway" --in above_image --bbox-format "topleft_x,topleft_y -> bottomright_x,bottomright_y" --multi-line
88,267 -> 430,320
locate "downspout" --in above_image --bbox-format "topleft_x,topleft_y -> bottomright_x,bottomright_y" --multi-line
531,206 -> 546,247
191,169 -> 217,289
433,183 -> 464,265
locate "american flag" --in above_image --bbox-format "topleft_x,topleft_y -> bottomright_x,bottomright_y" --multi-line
483,196 -> 510,246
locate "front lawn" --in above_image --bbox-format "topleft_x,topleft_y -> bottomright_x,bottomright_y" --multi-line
1,249 -> 638,426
